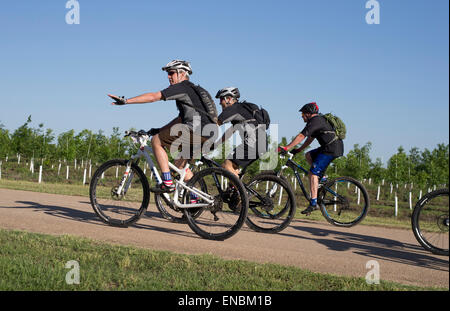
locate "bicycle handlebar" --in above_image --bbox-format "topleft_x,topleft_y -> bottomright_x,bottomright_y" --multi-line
278,147 -> 294,159
124,128 -> 159,138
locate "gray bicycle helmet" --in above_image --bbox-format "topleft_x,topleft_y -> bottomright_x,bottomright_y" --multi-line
161,60 -> 193,75
215,87 -> 240,99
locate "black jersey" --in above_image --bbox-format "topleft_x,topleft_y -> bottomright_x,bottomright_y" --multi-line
301,115 -> 344,157
218,102 -> 265,149
160,80 -> 214,129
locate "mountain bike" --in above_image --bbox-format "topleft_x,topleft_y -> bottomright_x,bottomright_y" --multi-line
258,150 -> 370,227
411,188 -> 449,256
89,130 -> 248,241
156,155 -> 297,234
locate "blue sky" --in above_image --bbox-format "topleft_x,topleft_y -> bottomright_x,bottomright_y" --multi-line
0,0 -> 448,164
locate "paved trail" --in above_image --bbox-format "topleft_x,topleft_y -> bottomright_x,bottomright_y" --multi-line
0,188 -> 448,288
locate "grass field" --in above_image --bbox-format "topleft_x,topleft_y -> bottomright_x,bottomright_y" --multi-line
0,229 -> 443,291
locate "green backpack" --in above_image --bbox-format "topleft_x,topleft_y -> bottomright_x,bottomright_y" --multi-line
321,113 -> 346,141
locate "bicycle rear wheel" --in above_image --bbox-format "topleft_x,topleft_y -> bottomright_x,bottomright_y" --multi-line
89,159 -> 149,227
182,167 -> 248,241
245,173 -> 296,233
412,189 -> 449,256
318,176 -> 369,227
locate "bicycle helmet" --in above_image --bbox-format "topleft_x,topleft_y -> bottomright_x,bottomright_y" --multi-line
299,102 -> 319,114
161,60 -> 193,75
215,87 -> 240,99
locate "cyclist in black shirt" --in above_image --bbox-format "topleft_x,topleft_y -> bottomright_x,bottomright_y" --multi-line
108,60 -> 216,193
214,87 -> 267,176
279,102 -> 344,214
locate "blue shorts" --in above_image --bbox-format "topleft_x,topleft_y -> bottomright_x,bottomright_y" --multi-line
307,149 -> 335,177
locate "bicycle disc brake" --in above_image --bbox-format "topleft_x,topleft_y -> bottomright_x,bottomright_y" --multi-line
437,215 -> 450,232
111,186 -> 124,200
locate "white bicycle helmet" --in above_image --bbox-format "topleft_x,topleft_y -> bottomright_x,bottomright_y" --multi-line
215,87 -> 240,99
161,60 -> 193,75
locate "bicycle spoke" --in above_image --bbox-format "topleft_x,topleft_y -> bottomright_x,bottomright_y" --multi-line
319,177 -> 369,227
413,190 -> 449,255
90,160 -> 148,226
245,174 -> 296,233
182,168 -> 248,240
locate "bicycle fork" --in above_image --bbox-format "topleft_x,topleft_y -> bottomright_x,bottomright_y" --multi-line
114,162 -> 134,198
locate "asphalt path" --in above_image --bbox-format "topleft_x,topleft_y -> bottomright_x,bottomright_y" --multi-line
0,188 -> 448,288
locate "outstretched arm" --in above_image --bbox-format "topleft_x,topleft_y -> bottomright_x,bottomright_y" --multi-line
109,92 -> 162,105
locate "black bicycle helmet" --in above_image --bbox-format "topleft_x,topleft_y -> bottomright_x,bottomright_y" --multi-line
215,87 -> 240,99
299,102 -> 319,114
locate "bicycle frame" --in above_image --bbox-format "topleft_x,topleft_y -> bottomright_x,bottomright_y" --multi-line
278,152 -> 341,202
116,132 -> 215,209
200,155 -> 275,200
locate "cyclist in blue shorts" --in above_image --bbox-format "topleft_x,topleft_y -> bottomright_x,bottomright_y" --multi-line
279,102 -> 344,214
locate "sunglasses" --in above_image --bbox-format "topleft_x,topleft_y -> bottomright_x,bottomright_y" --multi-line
167,71 -> 177,76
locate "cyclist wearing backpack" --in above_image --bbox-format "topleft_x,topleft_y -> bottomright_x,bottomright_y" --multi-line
108,60 -> 217,193
279,102 -> 344,214
214,87 -> 268,176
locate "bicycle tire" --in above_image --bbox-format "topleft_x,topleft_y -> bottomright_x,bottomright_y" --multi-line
318,176 -> 369,227
411,188 -> 449,256
182,167 -> 249,241
89,159 -> 149,227
245,173 -> 297,233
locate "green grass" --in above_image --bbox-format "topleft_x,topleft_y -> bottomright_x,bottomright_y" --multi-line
0,229 -> 443,291
0,179 -> 90,197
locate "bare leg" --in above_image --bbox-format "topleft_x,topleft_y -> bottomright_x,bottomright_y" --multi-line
222,160 -> 240,177
174,158 -> 194,181
308,171 -> 319,200
151,134 -> 170,173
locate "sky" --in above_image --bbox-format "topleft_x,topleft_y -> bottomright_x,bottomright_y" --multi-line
0,0 -> 448,165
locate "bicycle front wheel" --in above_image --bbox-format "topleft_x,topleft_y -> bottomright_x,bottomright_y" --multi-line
182,167 -> 248,241
245,173 -> 296,233
412,189 -> 449,256
318,176 -> 369,227
89,159 -> 149,227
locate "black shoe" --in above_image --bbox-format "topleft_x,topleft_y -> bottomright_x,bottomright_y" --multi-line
150,182 -> 175,194
301,204 -> 318,215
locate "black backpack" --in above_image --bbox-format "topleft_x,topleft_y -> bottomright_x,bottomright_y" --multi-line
189,83 -> 219,123
240,101 -> 271,129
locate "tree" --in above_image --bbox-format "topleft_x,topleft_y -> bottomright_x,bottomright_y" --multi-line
10,116 -> 34,158
341,142 -> 372,179
386,146 -> 409,184
369,157 -> 387,183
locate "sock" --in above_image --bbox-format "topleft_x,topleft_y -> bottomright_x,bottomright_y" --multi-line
190,192 -> 199,203
310,198 -> 317,207
162,171 -> 173,186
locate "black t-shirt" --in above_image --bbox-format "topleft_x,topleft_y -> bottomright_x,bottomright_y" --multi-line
301,115 -> 344,157
160,80 -> 214,130
218,102 -> 265,149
